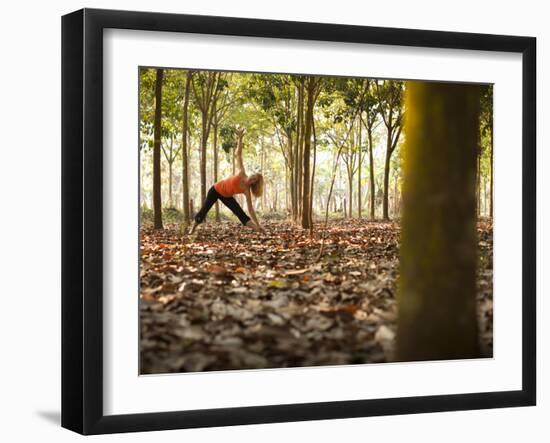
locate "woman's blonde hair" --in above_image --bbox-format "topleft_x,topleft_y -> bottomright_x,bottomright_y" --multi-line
250,174 -> 264,198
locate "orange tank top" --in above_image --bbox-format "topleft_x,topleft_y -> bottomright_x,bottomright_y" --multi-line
214,175 -> 245,197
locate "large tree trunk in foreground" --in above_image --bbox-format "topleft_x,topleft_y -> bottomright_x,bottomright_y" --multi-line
397,81 -> 480,362
153,68 -> 164,230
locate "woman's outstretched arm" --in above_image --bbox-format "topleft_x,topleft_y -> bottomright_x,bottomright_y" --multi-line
235,128 -> 246,174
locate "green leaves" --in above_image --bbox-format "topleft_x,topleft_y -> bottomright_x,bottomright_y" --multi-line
220,125 -> 237,153
267,279 -> 289,289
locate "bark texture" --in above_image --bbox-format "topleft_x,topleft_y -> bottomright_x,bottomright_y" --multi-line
397,81 -> 480,361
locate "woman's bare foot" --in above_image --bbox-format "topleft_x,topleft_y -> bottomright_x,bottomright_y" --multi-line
188,221 -> 199,235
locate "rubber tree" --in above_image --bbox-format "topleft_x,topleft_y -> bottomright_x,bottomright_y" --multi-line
212,82 -> 235,221
294,77 -> 305,224
153,68 -> 164,230
191,72 -> 222,203
360,80 -> 380,220
341,122 -> 359,219
181,71 -> 192,226
335,78 -> 371,220
357,118 -> 363,218
301,76 -> 321,229
375,80 -> 404,220
157,71 -> 184,211
161,135 -> 181,207
246,74 -> 296,219
138,68 -> 155,211
396,81 -> 481,361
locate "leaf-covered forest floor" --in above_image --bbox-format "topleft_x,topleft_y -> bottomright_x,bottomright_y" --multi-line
140,219 -> 493,374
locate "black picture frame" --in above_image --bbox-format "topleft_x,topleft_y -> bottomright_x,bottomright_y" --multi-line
61,8 -> 536,435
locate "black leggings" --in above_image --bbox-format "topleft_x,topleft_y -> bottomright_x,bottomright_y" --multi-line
194,186 -> 251,226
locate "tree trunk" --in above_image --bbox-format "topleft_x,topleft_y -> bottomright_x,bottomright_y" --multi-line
295,81 -> 304,223
397,81 -> 480,362
288,138 -> 296,218
181,71 -> 192,226
393,171 -> 399,218
358,121 -> 362,219
293,90 -> 300,222
285,166 -> 289,213
200,117 -> 208,204
192,73 -> 219,206
289,165 -> 296,218
309,116 -> 317,235
382,139 -> 391,220
483,178 -> 489,216
368,128 -> 375,220
168,161 -> 173,207
153,68 -> 164,230
348,169 -> 353,219
477,152 -> 481,217
260,139 -> 266,211
489,121 -> 493,218
301,77 -> 314,229
345,143 -> 354,219
213,116 -> 220,222
140,163 -> 145,210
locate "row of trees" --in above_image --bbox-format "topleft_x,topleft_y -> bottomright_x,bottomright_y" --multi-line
140,68 -> 493,230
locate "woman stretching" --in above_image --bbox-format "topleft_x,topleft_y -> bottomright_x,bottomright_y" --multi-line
190,129 -> 265,234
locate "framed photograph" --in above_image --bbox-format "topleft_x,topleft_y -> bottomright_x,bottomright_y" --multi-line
61,8 -> 536,435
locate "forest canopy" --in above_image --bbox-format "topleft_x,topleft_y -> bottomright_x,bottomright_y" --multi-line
139,68 -> 494,228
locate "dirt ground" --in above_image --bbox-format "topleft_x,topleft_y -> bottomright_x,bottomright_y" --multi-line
139,219 -> 493,374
